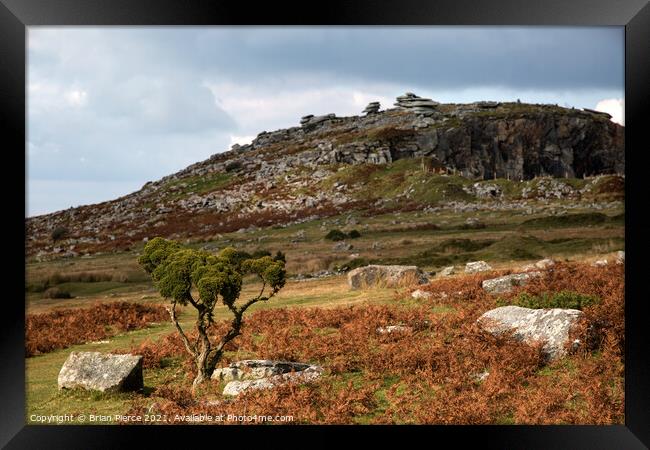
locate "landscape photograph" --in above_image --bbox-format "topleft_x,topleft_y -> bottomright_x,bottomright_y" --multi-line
25,26 -> 625,425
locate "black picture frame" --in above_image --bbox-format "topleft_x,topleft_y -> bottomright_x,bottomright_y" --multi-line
3,0 -> 649,447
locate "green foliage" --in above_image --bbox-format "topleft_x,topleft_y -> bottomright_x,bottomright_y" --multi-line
520,213 -> 608,229
325,229 -> 347,241
497,290 -> 600,310
138,238 -> 286,310
348,230 -> 362,239
138,237 -> 182,274
51,226 -> 68,242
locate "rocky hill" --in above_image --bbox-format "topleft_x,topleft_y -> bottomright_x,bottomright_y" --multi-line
26,95 -> 624,259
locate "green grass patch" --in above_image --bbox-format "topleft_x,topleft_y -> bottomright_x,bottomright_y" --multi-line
520,212 -> 609,229
497,291 -> 600,310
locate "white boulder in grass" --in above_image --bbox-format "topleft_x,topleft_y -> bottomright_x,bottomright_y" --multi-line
464,261 -> 492,273
347,265 -> 429,290
482,271 -> 542,294
58,352 -> 143,392
411,289 -> 432,299
376,325 -> 412,334
477,306 -> 584,361
615,251 -> 625,265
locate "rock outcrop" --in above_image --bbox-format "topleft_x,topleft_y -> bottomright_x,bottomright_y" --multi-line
363,101 -> 381,115
477,306 -> 584,360
348,265 -> 429,290
58,352 -> 143,392
394,92 -> 440,114
26,97 -> 624,259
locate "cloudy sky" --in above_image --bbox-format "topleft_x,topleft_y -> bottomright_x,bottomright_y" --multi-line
27,26 -> 624,217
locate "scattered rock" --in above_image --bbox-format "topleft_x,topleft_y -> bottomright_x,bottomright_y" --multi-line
472,370 -> 490,383
534,258 -> 555,269
592,259 -> 609,267
333,242 -> 354,251
221,363 -> 323,396
477,306 -> 584,360
438,266 -> 456,277
58,352 -> 143,392
411,289 -> 432,299
212,360 -> 312,382
376,325 -> 412,334
615,250 -> 624,265
482,272 -> 542,294
348,265 -> 429,290
465,261 -> 493,273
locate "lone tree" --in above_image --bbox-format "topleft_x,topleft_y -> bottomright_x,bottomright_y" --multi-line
138,237 -> 286,391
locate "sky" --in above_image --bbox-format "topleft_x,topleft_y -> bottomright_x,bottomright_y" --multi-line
27,26 -> 624,217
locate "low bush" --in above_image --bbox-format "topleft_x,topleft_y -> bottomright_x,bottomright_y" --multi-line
225,161 -> 243,172
42,287 -> 73,299
325,229 -> 347,241
348,230 -> 362,239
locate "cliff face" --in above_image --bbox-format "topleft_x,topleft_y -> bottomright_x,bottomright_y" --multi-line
386,112 -> 624,179
26,101 -> 624,258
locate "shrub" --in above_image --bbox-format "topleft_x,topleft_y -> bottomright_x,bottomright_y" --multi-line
497,290 -> 600,310
42,287 -> 72,299
347,230 -> 362,239
325,229 -> 347,241
51,226 -> 68,242
225,161 -> 242,172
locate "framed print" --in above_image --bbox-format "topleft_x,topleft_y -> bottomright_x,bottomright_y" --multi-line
3,0 -> 649,447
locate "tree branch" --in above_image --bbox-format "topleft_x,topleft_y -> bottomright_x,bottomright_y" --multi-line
168,302 -> 197,358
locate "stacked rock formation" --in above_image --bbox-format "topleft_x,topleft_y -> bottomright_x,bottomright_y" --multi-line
394,92 -> 440,114
300,113 -> 336,127
362,101 -> 381,115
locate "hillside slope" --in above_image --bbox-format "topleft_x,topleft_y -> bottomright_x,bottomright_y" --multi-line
26,99 -> 624,258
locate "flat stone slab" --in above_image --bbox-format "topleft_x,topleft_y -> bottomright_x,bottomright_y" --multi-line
477,306 -> 584,360
482,271 -> 541,294
212,360 -> 311,382
221,363 -> 323,396
58,352 -> 143,393
348,265 -> 429,290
